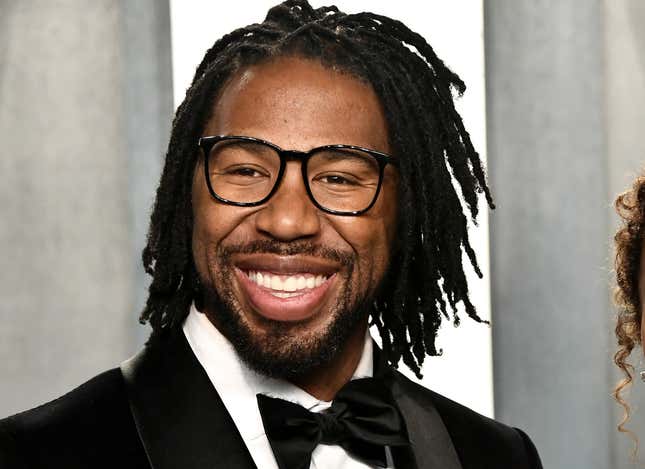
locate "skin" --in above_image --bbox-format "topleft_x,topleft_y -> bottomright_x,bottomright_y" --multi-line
191,56 -> 398,400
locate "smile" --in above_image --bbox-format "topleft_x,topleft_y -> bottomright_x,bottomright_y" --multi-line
232,255 -> 340,322
245,271 -> 330,298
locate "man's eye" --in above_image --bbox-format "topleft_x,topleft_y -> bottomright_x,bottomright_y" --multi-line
317,174 -> 359,186
225,166 -> 266,177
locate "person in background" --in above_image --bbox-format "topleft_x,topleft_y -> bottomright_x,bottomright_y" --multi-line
0,1 -> 542,468
614,173 -> 645,448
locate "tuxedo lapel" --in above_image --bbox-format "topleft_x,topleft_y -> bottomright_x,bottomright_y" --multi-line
388,373 -> 463,469
374,345 -> 463,469
119,331 -> 462,469
120,331 -> 257,469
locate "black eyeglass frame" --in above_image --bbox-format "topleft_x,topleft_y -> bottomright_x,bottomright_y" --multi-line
198,135 -> 399,216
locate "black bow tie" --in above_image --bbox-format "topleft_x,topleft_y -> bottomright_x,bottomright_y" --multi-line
256,377 -> 409,469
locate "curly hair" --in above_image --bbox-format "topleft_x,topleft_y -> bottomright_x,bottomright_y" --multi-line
614,173 -> 645,452
140,0 -> 493,377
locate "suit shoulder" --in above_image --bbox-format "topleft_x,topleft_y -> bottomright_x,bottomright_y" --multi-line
0,368 -> 148,468
423,382 -> 518,440
395,374 -> 542,468
0,368 -> 125,432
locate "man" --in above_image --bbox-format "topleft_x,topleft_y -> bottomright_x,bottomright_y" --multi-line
0,1 -> 542,468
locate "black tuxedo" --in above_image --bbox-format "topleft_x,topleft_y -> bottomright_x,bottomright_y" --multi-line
0,330 -> 542,468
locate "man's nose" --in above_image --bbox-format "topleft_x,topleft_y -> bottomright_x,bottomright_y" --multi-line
254,162 -> 321,241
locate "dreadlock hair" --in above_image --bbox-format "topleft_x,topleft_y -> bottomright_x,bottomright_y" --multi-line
141,0 -> 494,377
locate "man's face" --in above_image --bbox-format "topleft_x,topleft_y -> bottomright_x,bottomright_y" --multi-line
191,56 -> 398,378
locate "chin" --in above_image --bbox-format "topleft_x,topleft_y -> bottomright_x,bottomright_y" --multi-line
201,280 -> 368,380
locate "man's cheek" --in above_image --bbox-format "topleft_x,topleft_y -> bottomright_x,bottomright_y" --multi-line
193,233 -> 220,282
192,236 -> 207,275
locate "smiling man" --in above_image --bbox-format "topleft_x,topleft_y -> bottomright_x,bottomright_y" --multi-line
191,55 -> 399,399
0,1 -> 541,468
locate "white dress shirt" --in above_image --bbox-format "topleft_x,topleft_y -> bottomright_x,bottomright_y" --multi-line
183,303 -> 394,469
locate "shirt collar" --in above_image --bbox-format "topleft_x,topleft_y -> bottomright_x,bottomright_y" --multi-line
182,303 -> 373,442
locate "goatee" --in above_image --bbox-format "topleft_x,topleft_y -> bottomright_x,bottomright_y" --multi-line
199,240 -> 372,380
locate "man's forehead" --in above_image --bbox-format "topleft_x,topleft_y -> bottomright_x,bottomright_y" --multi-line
217,57 -> 380,112
204,56 -> 391,153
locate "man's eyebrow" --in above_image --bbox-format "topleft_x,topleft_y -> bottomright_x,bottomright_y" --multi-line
312,148 -> 378,163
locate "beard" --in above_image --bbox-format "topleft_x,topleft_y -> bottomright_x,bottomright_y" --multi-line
198,239 -> 373,380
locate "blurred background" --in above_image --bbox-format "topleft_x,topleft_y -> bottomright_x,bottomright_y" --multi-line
1,1 -> 644,467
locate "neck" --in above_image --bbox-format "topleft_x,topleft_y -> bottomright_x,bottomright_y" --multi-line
290,320 -> 368,401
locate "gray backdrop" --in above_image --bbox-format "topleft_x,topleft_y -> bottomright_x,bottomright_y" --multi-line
486,1 -> 645,468
2,1 -> 645,467
0,0 -> 172,415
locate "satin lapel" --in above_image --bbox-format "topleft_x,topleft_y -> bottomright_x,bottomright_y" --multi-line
389,373 -> 463,469
120,331 -> 257,469
373,345 -> 463,469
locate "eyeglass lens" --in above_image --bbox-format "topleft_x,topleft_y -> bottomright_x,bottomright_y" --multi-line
206,139 -> 381,213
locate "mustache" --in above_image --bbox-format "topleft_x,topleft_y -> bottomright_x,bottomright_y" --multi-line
216,240 -> 354,266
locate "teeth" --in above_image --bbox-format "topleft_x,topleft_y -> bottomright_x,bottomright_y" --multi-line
284,277 -> 297,292
272,291 -> 302,298
270,276 -> 283,290
246,271 -> 329,293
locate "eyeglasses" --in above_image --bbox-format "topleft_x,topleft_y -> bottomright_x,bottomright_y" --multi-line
198,135 -> 398,216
